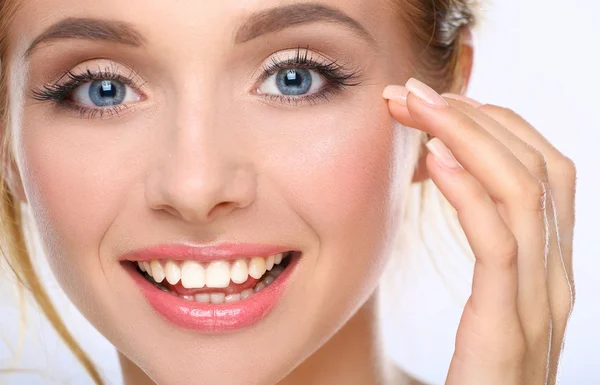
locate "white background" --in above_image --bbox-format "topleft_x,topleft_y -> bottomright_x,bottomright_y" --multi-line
1,0 -> 599,384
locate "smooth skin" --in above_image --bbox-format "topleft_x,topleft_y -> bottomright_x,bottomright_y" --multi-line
385,79 -> 575,385
4,1 -> 575,384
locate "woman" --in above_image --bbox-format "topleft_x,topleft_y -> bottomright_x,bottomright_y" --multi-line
0,0 -> 576,384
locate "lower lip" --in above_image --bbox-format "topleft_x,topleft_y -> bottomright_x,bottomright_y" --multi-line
126,253 -> 299,333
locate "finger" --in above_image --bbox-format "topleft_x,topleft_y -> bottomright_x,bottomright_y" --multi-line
438,97 -> 553,338
442,95 -> 575,281
424,139 -> 524,385
385,81 -> 546,216
442,96 -> 574,308
476,104 -> 576,284
424,138 -> 518,312
441,95 -> 574,384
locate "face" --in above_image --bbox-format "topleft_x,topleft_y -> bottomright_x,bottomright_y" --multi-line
7,0 -> 421,383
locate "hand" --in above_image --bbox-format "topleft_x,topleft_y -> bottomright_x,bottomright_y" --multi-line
383,78 -> 576,385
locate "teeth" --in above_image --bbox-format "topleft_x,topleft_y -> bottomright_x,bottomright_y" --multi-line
159,270 -> 276,304
141,252 -> 290,295
248,257 -> 267,279
164,260 -> 181,285
181,261 -> 206,289
225,293 -> 241,303
194,293 -> 210,303
230,259 -> 249,284
270,266 -> 283,277
264,275 -> 275,286
150,260 -> 165,283
210,293 -> 225,304
205,261 -> 231,288
266,255 -> 275,271
241,289 -> 253,299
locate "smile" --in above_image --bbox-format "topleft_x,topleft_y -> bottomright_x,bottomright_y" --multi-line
122,244 -> 301,333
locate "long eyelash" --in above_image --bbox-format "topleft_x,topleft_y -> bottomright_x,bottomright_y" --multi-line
258,45 -> 363,105
30,62 -> 145,119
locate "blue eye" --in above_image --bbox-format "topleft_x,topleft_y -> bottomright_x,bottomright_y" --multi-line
72,79 -> 141,107
259,68 -> 325,97
275,69 -> 312,95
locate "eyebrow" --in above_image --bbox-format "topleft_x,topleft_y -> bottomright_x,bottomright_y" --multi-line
24,3 -> 375,59
234,3 -> 376,45
24,17 -> 147,58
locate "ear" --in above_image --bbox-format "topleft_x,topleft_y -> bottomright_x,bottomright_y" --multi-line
453,27 -> 475,94
411,27 -> 474,184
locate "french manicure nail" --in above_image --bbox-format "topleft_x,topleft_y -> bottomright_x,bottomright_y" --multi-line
405,78 -> 448,106
426,138 -> 462,169
382,85 -> 409,105
441,93 -> 482,108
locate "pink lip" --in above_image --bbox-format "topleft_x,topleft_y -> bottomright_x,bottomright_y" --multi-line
124,252 -> 300,332
119,243 -> 294,263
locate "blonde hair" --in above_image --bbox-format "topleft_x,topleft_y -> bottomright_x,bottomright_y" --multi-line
0,1 -> 477,383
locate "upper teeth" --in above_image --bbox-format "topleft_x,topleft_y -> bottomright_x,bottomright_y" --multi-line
137,252 -> 286,289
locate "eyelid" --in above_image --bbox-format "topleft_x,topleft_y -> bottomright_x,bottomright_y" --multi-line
32,60 -> 148,101
249,46 -> 362,107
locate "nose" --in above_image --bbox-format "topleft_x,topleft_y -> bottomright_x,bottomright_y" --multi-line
145,107 -> 257,224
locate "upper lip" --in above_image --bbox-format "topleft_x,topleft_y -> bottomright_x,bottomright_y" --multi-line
119,242 -> 294,263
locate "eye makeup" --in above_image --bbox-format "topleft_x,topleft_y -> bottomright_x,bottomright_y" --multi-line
30,61 -> 146,119
252,46 -> 363,106
29,46 -> 364,120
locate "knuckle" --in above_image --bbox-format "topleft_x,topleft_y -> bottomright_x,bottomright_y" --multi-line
520,146 -> 549,182
493,234 -> 519,268
504,176 -> 546,210
557,290 -> 575,323
520,178 -> 547,210
552,155 -> 577,184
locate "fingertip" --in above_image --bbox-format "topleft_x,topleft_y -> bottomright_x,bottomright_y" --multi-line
382,85 -> 409,105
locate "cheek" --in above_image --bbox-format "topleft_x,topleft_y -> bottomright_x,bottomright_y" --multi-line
257,98 -> 413,295
17,116 -> 142,301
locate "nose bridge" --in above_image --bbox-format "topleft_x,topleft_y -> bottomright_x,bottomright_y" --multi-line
145,85 -> 256,223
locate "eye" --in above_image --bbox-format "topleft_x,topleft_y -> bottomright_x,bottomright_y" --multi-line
257,68 -> 326,97
71,79 -> 142,107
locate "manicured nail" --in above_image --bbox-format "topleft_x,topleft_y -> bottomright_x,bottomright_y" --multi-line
426,137 -> 462,169
382,85 -> 409,105
405,78 -> 448,106
442,93 -> 482,108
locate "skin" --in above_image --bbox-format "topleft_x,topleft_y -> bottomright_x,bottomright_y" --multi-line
3,0 -> 575,384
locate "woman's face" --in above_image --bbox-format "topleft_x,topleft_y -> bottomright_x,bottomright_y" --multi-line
7,0 -> 420,383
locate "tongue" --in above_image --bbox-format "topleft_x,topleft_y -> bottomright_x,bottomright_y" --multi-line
164,277 -> 261,296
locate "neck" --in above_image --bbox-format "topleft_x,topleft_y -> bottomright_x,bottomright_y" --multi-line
278,291 -> 390,385
120,289 -> 409,385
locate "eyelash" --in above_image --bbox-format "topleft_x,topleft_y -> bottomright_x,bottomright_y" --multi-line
31,62 -> 146,119
30,46 -> 362,119
255,46 -> 362,106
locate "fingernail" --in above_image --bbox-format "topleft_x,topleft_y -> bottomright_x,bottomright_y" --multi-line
405,78 -> 448,106
382,85 -> 409,105
426,137 -> 462,169
441,93 -> 482,108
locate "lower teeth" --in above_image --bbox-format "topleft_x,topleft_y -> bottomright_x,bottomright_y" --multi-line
146,261 -> 287,304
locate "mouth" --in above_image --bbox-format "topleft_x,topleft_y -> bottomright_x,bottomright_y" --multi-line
123,248 -> 300,332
